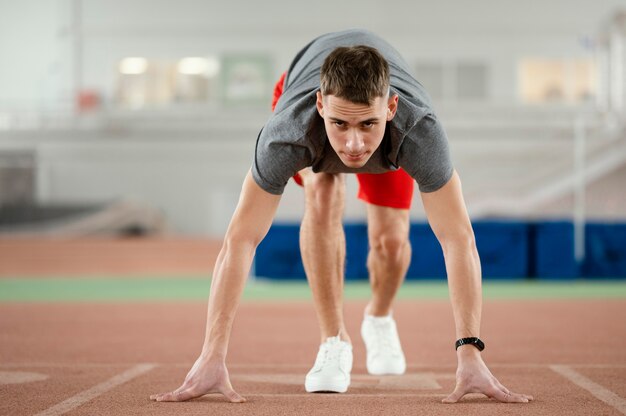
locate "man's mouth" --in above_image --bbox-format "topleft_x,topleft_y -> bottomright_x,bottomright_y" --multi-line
345,153 -> 365,161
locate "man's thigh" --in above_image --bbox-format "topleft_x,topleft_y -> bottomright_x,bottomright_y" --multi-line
298,168 -> 346,212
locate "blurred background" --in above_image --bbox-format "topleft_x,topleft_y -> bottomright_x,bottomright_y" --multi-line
0,0 -> 625,280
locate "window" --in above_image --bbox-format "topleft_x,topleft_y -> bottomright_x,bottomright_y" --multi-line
456,62 -> 488,100
416,61 -> 488,102
115,56 -> 222,108
415,62 -> 444,100
220,54 -> 273,106
519,59 -> 596,104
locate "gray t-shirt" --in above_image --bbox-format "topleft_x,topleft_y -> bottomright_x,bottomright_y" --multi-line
252,29 -> 453,195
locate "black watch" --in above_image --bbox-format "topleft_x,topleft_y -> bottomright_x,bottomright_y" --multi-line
455,337 -> 485,351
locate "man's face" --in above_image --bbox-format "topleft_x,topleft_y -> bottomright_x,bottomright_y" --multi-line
316,91 -> 398,168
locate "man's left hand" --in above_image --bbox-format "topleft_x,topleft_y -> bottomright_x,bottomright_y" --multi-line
443,348 -> 534,404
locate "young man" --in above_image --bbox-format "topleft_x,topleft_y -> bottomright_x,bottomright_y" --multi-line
150,29 -> 533,404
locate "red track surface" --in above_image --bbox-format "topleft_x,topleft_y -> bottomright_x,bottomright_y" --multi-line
0,238 -> 221,276
2,299 -> 625,415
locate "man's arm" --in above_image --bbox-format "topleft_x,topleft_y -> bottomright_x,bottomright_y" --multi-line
151,169 -> 281,403
421,170 -> 533,404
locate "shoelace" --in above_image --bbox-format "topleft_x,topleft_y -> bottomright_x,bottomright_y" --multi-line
369,320 -> 401,355
317,338 -> 349,370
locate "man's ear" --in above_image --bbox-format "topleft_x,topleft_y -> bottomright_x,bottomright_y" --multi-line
387,94 -> 399,121
316,91 -> 324,117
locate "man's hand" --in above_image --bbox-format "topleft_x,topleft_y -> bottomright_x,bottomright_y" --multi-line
149,170 -> 279,404
443,348 -> 533,404
150,356 -> 245,403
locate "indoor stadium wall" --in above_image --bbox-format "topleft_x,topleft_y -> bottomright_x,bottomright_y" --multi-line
1,0 -> 625,278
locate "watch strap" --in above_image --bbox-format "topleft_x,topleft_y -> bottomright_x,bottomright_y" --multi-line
455,337 -> 485,351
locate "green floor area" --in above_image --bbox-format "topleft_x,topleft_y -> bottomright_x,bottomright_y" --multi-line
0,277 -> 625,302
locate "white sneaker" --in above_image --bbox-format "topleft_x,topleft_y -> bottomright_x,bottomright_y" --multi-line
305,335 -> 353,393
361,313 -> 406,375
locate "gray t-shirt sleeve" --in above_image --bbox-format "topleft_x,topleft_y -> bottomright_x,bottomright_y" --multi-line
397,114 -> 454,193
251,128 -> 312,195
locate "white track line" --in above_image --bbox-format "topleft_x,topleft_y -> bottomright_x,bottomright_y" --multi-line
550,365 -> 626,415
2,362 -> 626,369
241,393 -> 448,398
34,363 -> 157,416
0,363 -> 154,368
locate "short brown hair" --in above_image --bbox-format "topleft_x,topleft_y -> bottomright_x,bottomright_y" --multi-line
320,45 -> 390,105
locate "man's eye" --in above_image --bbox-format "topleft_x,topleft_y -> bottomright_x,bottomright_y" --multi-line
363,122 -> 373,127
334,122 -> 344,127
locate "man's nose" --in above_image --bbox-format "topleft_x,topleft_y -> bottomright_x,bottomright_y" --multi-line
346,130 -> 365,153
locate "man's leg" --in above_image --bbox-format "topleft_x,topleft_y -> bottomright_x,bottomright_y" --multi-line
271,72 -> 350,345
360,204 -> 411,375
299,169 -> 353,393
365,204 -> 411,316
356,169 -> 413,375
299,169 -> 350,343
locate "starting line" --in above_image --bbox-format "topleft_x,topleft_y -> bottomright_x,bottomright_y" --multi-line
243,393 -> 449,398
3,362 -> 626,369
1,362 -> 625,416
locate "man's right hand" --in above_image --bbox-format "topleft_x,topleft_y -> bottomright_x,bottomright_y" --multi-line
150,171 -> 279,404
150,356 -> 245,403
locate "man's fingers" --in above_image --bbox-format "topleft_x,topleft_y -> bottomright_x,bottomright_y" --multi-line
171,388 -> 199,402
442,383 -> 534,404
152,391 -> 179,402
151,386 -> 246,403
514,392 -> 534,401
495,380 -> 510,394
153,388 -> 199,402
489,386 -> 529,403
151,392 -> 173,402
441,385 -> 466,404
495,380 -> 534,402
221,385 -> 247,403
150,383 -> 186,401
151,384 -> 193,402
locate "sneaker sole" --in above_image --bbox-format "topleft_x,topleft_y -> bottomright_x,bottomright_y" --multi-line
304,377 -> 350,393
366,362 -> 406,376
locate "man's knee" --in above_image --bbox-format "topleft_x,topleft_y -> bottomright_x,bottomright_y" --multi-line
369,230 -> 409,263
303,173 -> 345,217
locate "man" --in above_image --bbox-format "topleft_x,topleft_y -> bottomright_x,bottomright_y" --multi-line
150,29 -> 533,404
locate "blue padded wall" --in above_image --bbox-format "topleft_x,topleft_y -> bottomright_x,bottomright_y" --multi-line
532,221 -> 579,279
473,221 -> 529,279
255,223 -> 370,280
405,221 -> 528,280
254,224 -> 304,279
254,221 -> 626,280
343,223 -> 369,280
583,223 -> 626,278
406,223 -> 446,279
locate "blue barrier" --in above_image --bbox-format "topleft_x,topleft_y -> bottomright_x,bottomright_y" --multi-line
532,221 -> 579,279
406,221 -> 528,279
254,224 -> 304,279
406,223 -> 446,279
255,222 -> 371,280
343,223 -> 369,280
254,221 -> 626,280
474,221 -> 529,279
583,223 -> 626,278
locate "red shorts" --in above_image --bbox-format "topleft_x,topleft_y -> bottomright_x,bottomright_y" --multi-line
272,72 -> 414,210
